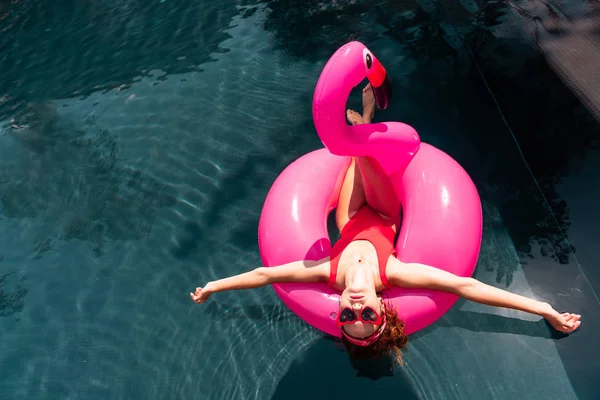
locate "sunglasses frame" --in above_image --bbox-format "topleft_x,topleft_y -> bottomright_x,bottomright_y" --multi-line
336,305 -> 384,327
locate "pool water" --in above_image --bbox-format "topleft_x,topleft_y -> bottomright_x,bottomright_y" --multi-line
1,0 -> 599,399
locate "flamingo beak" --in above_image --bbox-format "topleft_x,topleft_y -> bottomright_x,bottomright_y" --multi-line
366,57 -> 392,110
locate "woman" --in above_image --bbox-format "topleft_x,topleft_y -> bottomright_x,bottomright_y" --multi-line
191,85 -> 581,364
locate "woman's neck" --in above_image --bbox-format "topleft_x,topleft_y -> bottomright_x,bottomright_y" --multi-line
344,261 -> 378,289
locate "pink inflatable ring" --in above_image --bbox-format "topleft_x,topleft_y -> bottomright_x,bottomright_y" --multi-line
258,42 -> 483,337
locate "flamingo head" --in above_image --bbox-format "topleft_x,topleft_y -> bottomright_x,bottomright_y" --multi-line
312,41 -> 397,155
361,47 -> 392,110
313,41 -> 392,116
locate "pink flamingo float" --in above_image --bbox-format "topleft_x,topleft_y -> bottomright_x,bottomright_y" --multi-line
258,41 -> 482,337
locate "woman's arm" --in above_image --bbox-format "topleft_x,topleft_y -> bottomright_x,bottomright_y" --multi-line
387,259 -> 581,333
190,258 -> 330,304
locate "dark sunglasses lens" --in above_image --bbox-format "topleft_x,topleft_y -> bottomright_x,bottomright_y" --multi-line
361,307 -> 378,321
340,308 -> 356,323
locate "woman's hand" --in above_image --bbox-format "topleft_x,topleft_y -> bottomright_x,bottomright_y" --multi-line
190,285 -> 212,304
544,309 -> 582,334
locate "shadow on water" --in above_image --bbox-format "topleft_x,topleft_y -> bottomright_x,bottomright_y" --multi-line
464,30 -> 598,264
1,0 -> 597,395
257,0 -> 383,62
269,299 -> 567,399
271,337 -> 419,399
215,297 -> 566,341
256,0 -> 600,268
205,296 -> 566,388
0,102 -> 175,256
414,296 -> 569,341
0,271 -> 27,318
170,90 -> 324,259
170,151 -> 286,259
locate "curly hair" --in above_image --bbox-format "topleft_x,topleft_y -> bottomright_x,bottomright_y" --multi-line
341,306 -> 408,365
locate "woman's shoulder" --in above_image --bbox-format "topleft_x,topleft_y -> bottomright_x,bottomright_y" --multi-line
384,256 -> 405,279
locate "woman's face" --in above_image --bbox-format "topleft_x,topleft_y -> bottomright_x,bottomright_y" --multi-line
339,283 -> 383,339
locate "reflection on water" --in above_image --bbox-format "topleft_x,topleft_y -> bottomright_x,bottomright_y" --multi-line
0,0 -> 250,121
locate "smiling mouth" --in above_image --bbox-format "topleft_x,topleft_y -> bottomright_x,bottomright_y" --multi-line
350,295 -> 364,301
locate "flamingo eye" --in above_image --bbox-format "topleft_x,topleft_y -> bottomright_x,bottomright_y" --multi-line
365,53 -> 372,69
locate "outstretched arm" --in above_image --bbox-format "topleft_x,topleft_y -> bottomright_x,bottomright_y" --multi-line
387,259 -> 581,333
190,258 -> 330,304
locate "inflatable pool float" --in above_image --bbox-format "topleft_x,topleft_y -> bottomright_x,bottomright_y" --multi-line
258,41 -> 482,337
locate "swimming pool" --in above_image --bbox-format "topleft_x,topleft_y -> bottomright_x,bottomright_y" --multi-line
0,0 -> 599,399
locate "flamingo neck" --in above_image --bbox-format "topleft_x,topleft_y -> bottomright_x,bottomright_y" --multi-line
312,45 -> 366,155
312,86 -> 353,151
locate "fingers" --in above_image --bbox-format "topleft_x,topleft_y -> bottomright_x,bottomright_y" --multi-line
562,323 -> 580,333
562,313 -> 581,324
189,287 -> 203,301
562,313 -> 575,325
190,290 -> 205,304
560,312 -> 582,333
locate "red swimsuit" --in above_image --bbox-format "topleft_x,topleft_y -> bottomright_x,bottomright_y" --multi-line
328,206 -> 396,288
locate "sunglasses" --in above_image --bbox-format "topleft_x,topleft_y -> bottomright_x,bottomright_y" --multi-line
336,306 -> 384,327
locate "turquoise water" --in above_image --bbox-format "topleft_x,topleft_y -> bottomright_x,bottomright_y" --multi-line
1,0 -> 599,399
